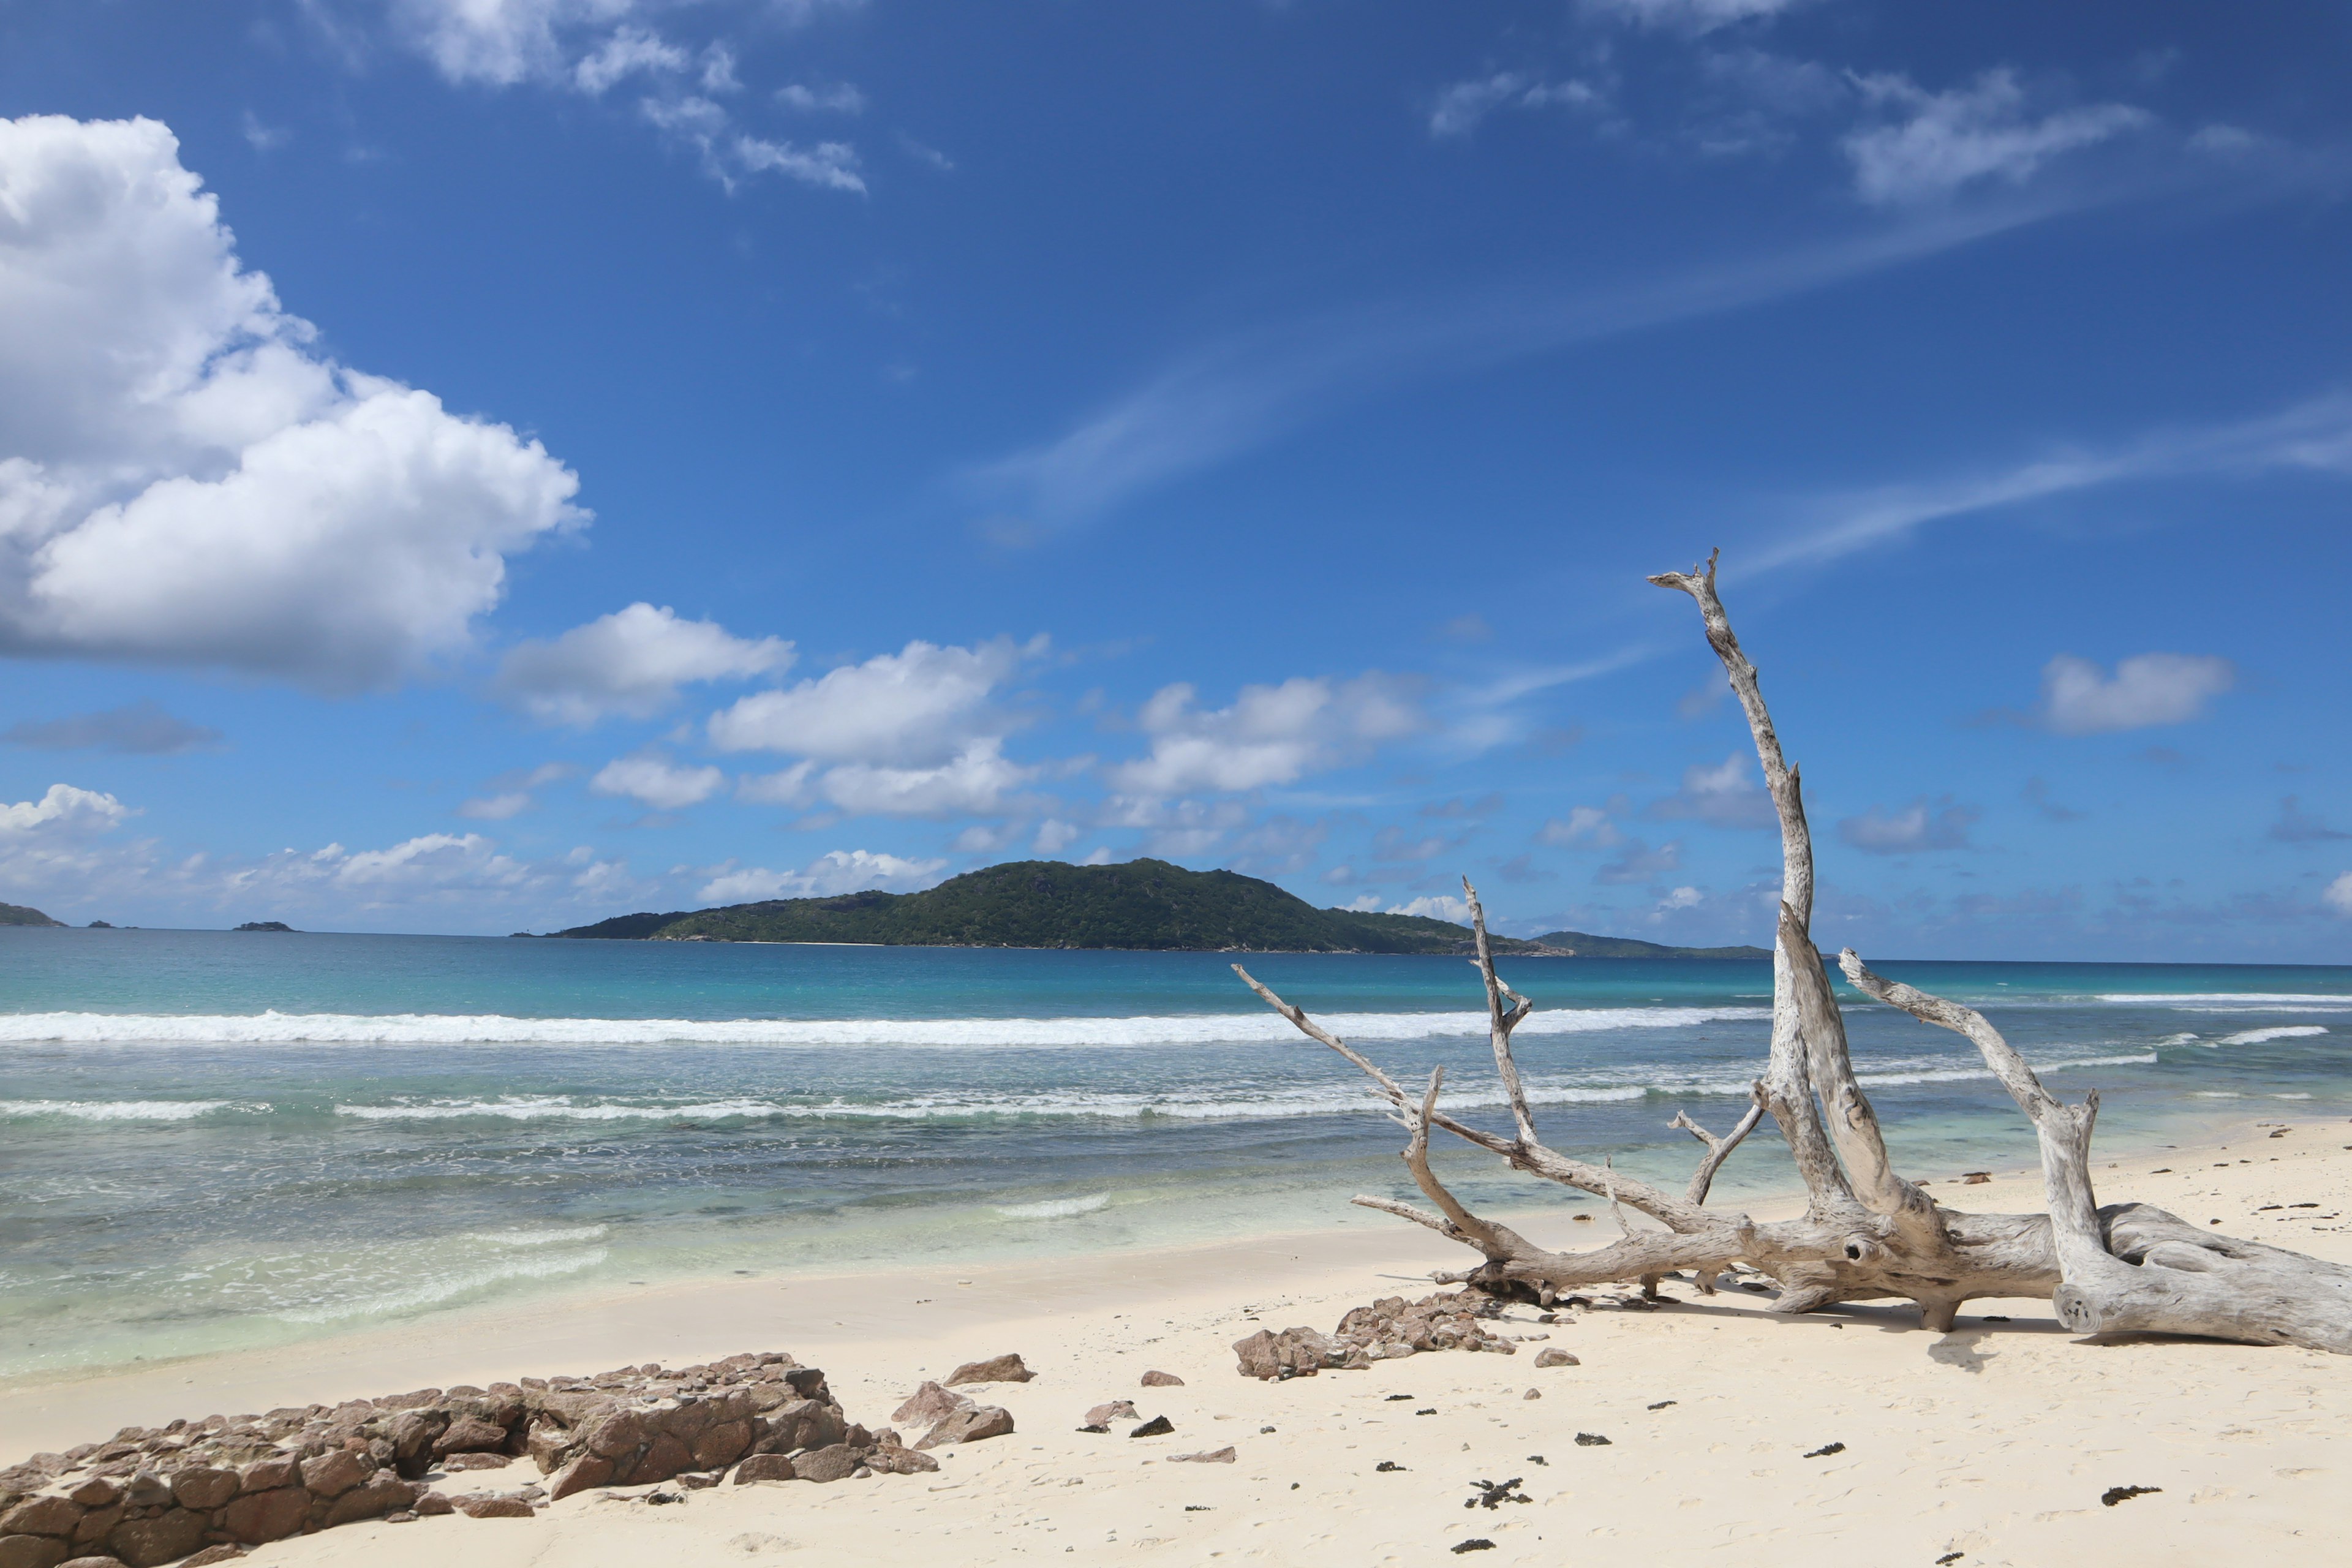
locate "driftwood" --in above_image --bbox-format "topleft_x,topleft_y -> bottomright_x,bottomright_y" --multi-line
1235,551 -> 2352,1354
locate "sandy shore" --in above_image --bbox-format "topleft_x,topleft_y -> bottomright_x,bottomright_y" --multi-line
9,1114 -> 2350,1566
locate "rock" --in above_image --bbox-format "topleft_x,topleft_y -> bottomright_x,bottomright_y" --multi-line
454,1495 -> 535,1519
1129,1416 -> 1174,1439
106,1507 -> 206,1568
412,1491 -> 454,1516
943,1354 -> 1032,1387
913,1406 -> 1015,1451
67,1506 -> 121,1549
0,1501 -> 79,1539
788,1446 -> 863,1485
1533,1349 -> 1580,1368
1139,1371 -> 1185,1387
236,1458 -> 298,1494
1169,1449 -> 1234,1463
298,1450 -> 370,1499
222,1487 -> 309,1545
1524,1389 -> 1541,1400
64,1557 -> 136,1568
183,1547 -> 247,1566
0,1538 -> 69,1568
545,1455 -> 613,1501
890,1382 -> 971,1428
323,1475 -> 418,1528
170,1466 -> 239,1511
631,1432 -> 695,1485
431,1417 -> 510,1457
441,1453 -> 511,1472
692,1421 -> 752,1470
61,1480 -> 118,1511
1083,1402 -> 1137,1427
731,1455 -> 797,1485
864,1447 -> 938,1476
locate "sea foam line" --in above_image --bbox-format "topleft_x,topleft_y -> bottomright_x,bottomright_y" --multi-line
0,1099 -> 233,1121
0,1005 -> 1770,1049
2211,1025 -> 2329,1047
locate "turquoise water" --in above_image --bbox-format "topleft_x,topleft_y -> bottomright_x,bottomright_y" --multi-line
2,927 -> 2348,1377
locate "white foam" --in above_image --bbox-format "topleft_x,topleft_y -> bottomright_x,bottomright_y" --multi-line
0,1099 -> 232,1121
273,1247 -> 607,1324
995,1194 -> 1110,1220
337,1097 -> 792,1122
460,1225 -> 611,1247
2098,993 -> 2352,1004
2214,1026 -> 2329,1046
0,1005 -> 1769,1050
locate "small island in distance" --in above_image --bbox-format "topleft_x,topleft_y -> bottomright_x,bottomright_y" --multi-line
527,858 -> 1769,959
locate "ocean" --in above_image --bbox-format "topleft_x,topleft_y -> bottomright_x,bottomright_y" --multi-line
2,927 -> 2346,1379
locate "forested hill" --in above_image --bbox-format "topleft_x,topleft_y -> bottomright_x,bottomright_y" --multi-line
539,859 -> 1768,958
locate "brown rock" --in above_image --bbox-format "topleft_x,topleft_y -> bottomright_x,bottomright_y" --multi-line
236,1459 -> 298,1494
1139,1371 -> 1185,1387
889,1382 -> 970,1428
1082,1401 -> 1137,1427
691,1422 -> 751,1470
182,1546 -> 248,1566
525,1423 -> 574,1474
943,1354 -> 1031,1387
914,1405 -> 1014,1451
432,1417 -> 509,1457
62,1479 -> 119,1510
171,1466 -> 239,1512
582,1411 -> 646,1460
0,1500 -> 79,1539
454,1496 -> 535,1520
788,1446 -> 863,1485
545,1456 -> 612,1502
731,1455 -> 797,1485
440,1453 -> 511,1472
107,1507 -> 206,1568
1533,1349 -> 1580,1368
68,1505 -> 121,1548
633,1432 -> 695,1485
221,1487 -> 308,1545
0,1537 -> 68,1568
297,1450 -> 369,1499
1231,1330 -> 1280,1380
1170,1448 -> 1235,1463
863,1447 -> 938,1476
63,1556 -> 134,1568
323,1476 -> 417,1528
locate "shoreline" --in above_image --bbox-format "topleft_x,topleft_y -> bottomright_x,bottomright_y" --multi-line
5,1106 -> 2328,1463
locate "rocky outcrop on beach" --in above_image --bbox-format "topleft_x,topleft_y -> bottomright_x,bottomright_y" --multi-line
0,1350 -> 982,1568
1232,1291 -> 1520,1378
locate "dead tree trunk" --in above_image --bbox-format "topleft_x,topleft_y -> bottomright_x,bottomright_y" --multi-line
1234,549 -> 2352,1354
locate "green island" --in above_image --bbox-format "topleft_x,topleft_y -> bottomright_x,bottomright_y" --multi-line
0,902 -> 64,927
537,858 -> 1769,958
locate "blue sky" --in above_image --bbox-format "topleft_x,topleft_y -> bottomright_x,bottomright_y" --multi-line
1,0 -> 2348,959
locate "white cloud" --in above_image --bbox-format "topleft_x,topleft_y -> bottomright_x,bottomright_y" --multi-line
1657,885 -> 1704,911
731,134 -> 866,192
0,116 -> 581,690
1537,804 -> 1624,848
1108,674 -> 1422,796
573,24 -> 687,94
2039,653 -> 2234,735
1096,795 -> 1248,858
457,791 -> 534,821
589,753 -> 726,810
1386,894 -> 1471,924
333,832 -> 527,889
497,602 -> 792,725
709,638 -> 1033,764
2325,872 -> 2352,917
698,847 -> 944,904
1033,818 -> 1081,854
1646,752 -> 1775,829
639,96 -> 867,193
1844,69 -> 2151,206
1079,846 -> 1113,866
1428,73 -> 1602,139
1581,0 -> 1803,31
776,83 -> 865,113
815,739 -> 1035,818
1838,798 -> 1978,854
1,783 -> 132,836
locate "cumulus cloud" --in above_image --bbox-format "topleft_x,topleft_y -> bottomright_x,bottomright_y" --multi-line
1646,752 -> 1776,829
497,602 -> 792,725
1108,674 -> 1422,796
697,848 -> 944,904
458,761 -> 573,820
776,83 -> 865,113
710,637 -> 1033,764
1538,804 -> 1624,848
813,739 -> 1036,818
1385,894 -> 1471,924
1838,797 -> 1980,855
1096,795 -> 1250,858
0,116 -> 582,690
572,24 -> 687,94
1656,885 -> 1704,912
1581,0 -> 1804,31
4,700 -> 220,754
2326,871 -> 2352,917
589,753 -> 726,810
1428,72 -> 1603,139
2038,652 -> 2234,734
1843,69 -> 2151,206
1,782 -> 132,836
1033,818 -> 1081,854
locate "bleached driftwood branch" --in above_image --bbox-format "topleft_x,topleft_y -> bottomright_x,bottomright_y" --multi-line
1231,549 -> 2352,1354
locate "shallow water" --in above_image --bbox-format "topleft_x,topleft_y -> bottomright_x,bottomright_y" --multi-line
2,928 -> 2346,1376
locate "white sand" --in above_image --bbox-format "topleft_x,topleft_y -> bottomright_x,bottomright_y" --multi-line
9,1117 -> 2350,1566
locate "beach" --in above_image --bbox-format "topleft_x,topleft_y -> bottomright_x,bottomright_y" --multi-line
9,1115 -> 2348,1567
